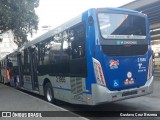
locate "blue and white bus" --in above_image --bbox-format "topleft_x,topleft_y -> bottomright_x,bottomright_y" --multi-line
15,7 -> 153,105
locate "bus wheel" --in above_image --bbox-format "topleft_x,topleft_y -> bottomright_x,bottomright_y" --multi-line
44,82 -> 55,103
15,79 -> 19,89
3,77 -> 5,85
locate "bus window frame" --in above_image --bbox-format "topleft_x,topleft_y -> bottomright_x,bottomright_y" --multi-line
95,10 -> 148,42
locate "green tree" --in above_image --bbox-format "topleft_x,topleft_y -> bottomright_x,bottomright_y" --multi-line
0,0 -> 39,47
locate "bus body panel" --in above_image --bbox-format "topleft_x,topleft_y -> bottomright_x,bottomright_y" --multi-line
92,8 -> 153,91
98,53 -> 149,91
92,76 -> 153,105
83,10 -> 97,91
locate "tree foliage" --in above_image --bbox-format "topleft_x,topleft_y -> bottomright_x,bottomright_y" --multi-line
0,0 -> 39,47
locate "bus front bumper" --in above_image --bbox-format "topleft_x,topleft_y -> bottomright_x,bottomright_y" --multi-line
91,76 -> 154,105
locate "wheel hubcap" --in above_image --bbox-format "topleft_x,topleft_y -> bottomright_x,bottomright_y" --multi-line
47,88 -> 52,102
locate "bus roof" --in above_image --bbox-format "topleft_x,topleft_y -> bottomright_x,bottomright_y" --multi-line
21,15 -> 81,50
95,7 -> 139,14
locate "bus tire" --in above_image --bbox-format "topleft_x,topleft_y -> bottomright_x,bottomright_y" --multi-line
3,77 -> 4,84
44,82 -> 55,103
14,77 -> 19,89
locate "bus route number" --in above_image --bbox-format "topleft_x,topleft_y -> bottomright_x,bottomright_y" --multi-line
56,76 -> 66,83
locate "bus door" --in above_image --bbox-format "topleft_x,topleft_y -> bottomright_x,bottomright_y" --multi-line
17,53 -> 24,87
30,47 -> 39,91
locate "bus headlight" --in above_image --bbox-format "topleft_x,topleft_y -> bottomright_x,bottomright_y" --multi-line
93,58 -> 106,86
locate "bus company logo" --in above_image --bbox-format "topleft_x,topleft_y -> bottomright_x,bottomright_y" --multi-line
138,63 -> 142,69
138,63 -> 146,73
109,60 -> 119,69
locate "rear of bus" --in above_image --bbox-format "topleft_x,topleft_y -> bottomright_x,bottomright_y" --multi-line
89,8 -> 153,105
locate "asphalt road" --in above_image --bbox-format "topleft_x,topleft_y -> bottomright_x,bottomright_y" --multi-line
0,83 -> 87,120
0,77 -> 160,120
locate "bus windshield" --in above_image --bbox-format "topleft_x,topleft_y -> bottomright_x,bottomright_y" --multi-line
98,13 -> 146,39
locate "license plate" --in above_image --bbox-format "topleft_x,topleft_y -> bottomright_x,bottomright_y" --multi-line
122,90 -> 137,97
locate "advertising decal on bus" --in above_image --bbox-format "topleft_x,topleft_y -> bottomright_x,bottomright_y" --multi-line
124,72 -> 135,85
109,60 -> 119,69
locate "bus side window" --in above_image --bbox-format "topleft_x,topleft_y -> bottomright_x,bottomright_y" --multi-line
70,23 -> 85,59
49,37 -> 62,64
39,44 -> 45,65
69,22 -> 87,77
38,38 -> 63,75
39,41 -> 49,65
35,46 -> 39,66
30,45 -> 39,69
23,49 -> 30,75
